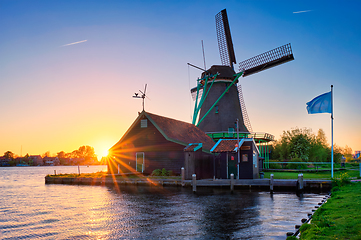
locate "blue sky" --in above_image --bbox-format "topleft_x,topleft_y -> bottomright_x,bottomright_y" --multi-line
1,0 -> 360,156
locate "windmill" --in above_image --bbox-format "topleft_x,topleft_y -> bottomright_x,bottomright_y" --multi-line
191,9 -> 294,136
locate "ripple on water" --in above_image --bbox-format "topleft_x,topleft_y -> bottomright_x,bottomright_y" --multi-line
0,167 -> 327,239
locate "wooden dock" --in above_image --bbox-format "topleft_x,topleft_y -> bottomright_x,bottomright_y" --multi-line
45,176 -> 332,191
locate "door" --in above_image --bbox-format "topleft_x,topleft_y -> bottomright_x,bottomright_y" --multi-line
136,152 -> 144,173
227,153 -> 237,179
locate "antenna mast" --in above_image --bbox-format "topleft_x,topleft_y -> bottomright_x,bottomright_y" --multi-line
201,40 -> 207,70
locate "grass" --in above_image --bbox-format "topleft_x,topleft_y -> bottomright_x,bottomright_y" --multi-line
264,169 -> 360,180
293,182 -> 361,240
46,171 -> 181,180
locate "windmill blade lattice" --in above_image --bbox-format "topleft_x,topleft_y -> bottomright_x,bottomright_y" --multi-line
237,84 -> 252,132
239,43 -> 294,77
215,9 -> 236,67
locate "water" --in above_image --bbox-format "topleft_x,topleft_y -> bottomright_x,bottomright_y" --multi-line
0,166 -> 326,239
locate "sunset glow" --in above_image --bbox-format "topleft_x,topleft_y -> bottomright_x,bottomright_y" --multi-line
0,1 -> 360,156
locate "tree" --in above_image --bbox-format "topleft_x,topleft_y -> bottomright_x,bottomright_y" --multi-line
271,127 -> 335,163
57,151 -> 66,159
3,151 -> 14,160
42,151 -> 51,158
343,145 -> 353,162
75,146 -> 96,161
331,144 -> 343,164
272,127 -> 313,161
316,129 -> 328,147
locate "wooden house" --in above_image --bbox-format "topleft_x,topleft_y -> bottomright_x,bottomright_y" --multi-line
210,138 -> 260,179
108,111 -> 215,176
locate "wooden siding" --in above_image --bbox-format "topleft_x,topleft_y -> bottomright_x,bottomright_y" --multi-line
108,116 -> 187,175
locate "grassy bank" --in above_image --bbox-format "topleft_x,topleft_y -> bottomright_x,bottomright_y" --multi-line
290,182 -> 361,239
47,172 -> 181,180
264,169 -> 360,180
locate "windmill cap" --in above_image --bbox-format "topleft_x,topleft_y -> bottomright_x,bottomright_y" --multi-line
202,65 -> 236,80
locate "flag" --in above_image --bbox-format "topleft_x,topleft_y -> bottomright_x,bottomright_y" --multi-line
306,91 -> 332,114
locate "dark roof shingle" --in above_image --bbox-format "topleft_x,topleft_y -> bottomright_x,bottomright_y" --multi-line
146,112 -> 215,151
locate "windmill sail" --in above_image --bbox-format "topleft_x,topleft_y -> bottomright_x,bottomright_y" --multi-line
215,9 -> 236,67
239,43 -> 294,77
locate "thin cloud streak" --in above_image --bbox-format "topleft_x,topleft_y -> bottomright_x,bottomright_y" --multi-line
61,40 -> 87,47
293,10 -> 313,14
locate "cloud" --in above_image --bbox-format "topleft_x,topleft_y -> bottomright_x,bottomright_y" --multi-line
293,10 -> 313,14
60,40 -> 87,47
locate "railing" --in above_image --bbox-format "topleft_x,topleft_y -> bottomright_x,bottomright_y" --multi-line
249,132 -> 275,141
206,131 -> 249,140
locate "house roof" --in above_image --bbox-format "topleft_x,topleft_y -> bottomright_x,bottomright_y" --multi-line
210,138 -> 259,154
184,143 -> 203,152
111,111 -> 215,152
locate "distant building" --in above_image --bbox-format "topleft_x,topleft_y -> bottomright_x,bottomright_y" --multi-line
29,155 -> 43,166
0,156 -> 10,166
354,151 -> 361,159
43,157 -> 60,166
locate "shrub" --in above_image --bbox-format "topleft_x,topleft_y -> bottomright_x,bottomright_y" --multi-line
151,168 -> 173,177
269,162 -> 282,169
161,168 -> 168,176
150,169 -> 162,176
332,172 -> 351,188
286,158 -> 307,169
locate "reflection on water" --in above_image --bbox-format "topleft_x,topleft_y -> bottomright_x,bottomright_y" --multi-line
0,166 -> 326,239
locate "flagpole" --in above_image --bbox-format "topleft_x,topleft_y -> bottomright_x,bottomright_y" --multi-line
331,85 -> 334,178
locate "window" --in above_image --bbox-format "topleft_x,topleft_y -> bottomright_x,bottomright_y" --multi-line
141,119 -> 147,128
253,151 -> 258,168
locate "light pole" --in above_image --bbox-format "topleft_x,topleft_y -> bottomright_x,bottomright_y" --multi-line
236,119 -> 240,180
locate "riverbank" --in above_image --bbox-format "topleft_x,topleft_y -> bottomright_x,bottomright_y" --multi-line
289,181 -> 361,239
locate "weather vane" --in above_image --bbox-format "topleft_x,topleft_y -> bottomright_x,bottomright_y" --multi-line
133,84 -> 148,111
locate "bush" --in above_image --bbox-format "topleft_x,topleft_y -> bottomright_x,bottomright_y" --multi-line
161,168 -> 168,176
269,162 -> 282,169
332,172 -> 351,188
151,168 -> 174,177
151,169 -> 162,176
286,158 -> 308,169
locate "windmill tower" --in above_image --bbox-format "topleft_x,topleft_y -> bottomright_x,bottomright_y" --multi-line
191,9 -> 294,137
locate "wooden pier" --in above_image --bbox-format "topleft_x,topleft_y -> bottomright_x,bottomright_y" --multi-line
45,175 -> 332,191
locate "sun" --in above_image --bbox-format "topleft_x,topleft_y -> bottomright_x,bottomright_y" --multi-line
93,139 -> 113,161
96,148 -> 110,161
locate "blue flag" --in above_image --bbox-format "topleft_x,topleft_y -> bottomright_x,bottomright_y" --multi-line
306,91 -> 332,114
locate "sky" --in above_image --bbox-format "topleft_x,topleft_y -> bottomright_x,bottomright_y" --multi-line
1,0 -> 360,158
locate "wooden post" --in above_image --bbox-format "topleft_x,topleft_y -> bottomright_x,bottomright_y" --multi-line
192,174 -> 196,193
54,170 -> 56,175
230,173 -> 234,193
270,174 -> 274,192
298,174 -> 304,191
117,164 -> 120,174
78,165 -> 80,175
181,167 -> 185,187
